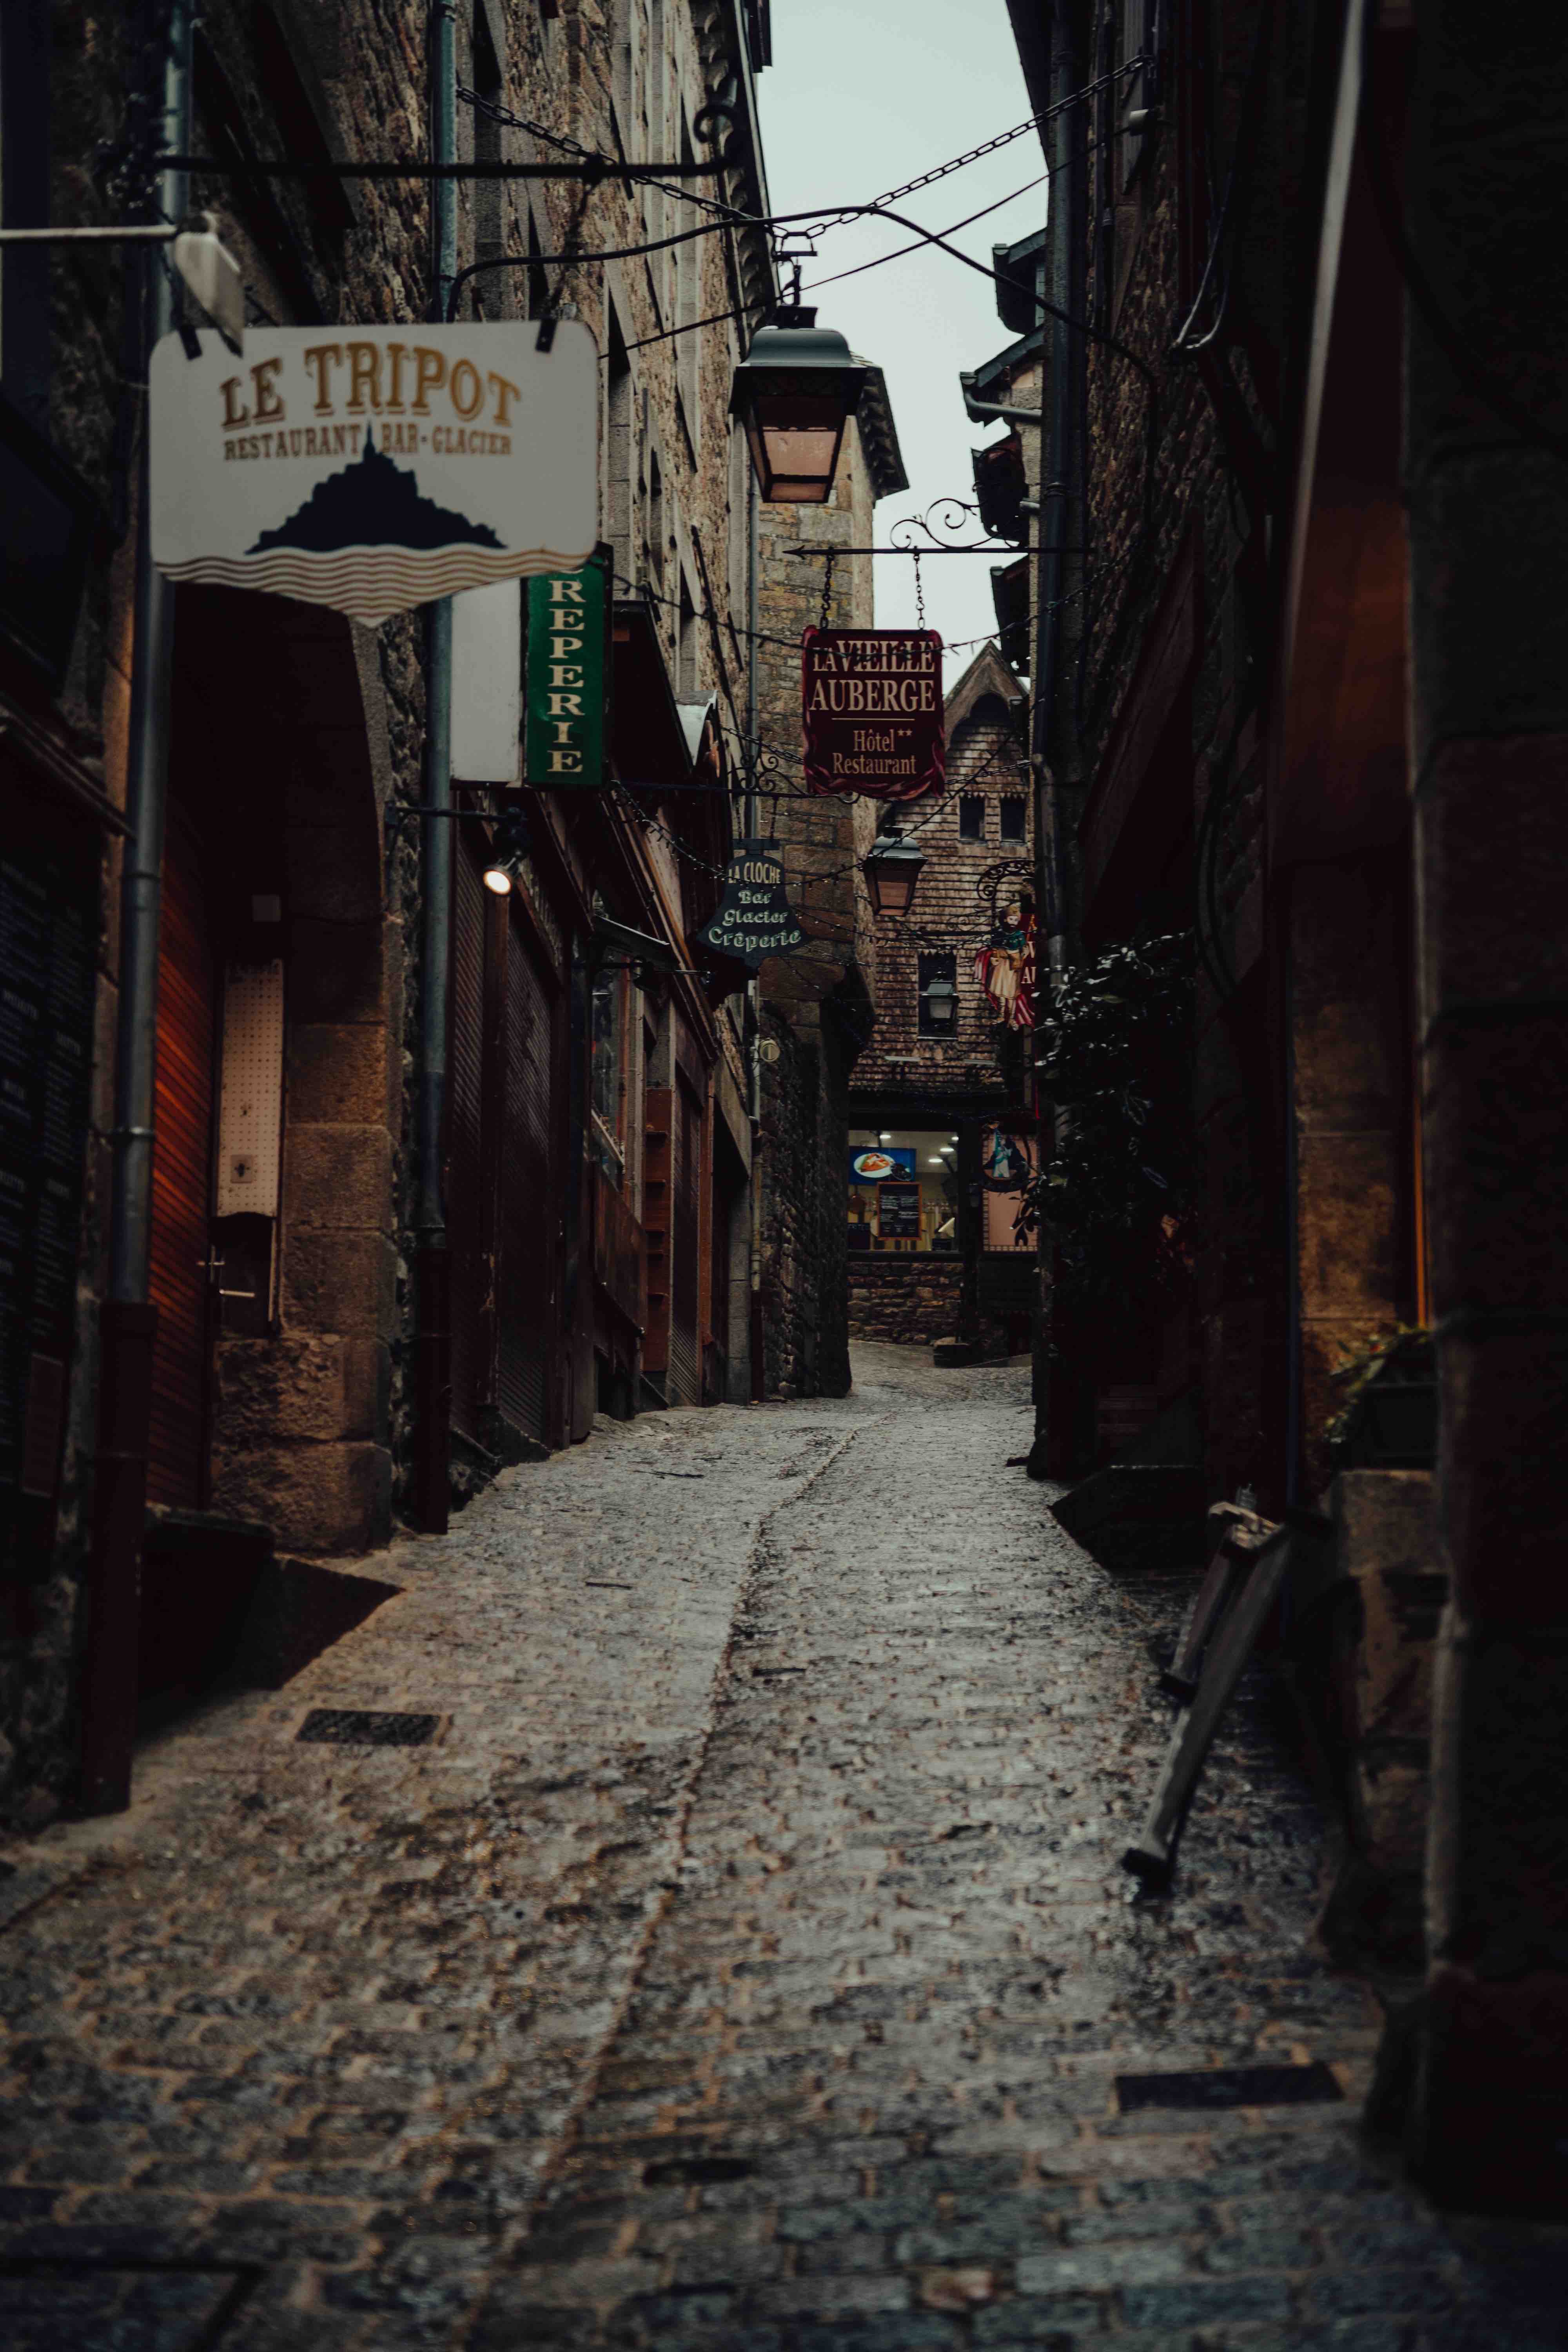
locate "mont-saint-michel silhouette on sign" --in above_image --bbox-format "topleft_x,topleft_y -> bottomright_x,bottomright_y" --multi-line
151,323 -> 599,622
249,430 -> 504,555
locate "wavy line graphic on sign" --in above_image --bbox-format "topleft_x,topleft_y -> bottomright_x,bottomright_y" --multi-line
156,547 -> 576,626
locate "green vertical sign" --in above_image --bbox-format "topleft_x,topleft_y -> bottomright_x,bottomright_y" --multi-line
524,558 -> 606,787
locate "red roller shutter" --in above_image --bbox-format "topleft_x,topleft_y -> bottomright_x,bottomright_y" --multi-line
446,829 -> 486,1445
147,801 -> 216,1508
496,905 -> 557,1444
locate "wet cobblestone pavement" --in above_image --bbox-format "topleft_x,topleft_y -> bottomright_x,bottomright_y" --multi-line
2,1347 -> 1565,2348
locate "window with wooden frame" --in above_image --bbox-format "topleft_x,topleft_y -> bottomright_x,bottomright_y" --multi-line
471,3 -> 506,317
590,954 -> 626,1181
606,300 -> 634,583
959,796 -> 986,841
674,108 -> 701,448
677,565 -> 699,698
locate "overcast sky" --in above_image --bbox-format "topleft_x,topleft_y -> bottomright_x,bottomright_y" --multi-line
756,1 -> 1042,679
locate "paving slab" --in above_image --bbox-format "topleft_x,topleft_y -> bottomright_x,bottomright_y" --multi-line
2,1343 -> 1564,2348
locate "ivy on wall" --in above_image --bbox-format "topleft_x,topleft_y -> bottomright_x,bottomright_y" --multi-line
1017,932 -> 1196,1323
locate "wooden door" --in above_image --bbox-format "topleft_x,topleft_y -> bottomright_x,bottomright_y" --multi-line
496,905 -> 558,1445
147,801 -> 216,1508
668,1069 -> 701,1406
446,831 -> 487,1446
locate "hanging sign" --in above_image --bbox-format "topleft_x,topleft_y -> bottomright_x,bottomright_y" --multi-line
801,627 -> 944,800
696,839 -> 807,968
974,900 -> 1036,1031
524,559 -> 607,786
149,322 -> 598,624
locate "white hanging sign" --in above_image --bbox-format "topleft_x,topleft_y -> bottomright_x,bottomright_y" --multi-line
451,580 -> 522,784
149,323 -> 598,626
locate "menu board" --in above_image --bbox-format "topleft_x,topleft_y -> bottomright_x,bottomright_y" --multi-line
0,842 -> 95,1570
876,1179 -> 921,1240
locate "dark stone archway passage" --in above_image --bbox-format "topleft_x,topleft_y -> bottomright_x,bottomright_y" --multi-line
0,1350 -> 1562,2347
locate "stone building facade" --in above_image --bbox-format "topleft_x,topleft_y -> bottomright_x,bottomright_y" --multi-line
0,0 -> 815,1821
1002,0 -> 1568,2212
750,372 -> 906,1401
848,645 -> 1034,1357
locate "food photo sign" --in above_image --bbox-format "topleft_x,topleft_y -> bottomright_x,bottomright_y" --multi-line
149,323 -> 598,624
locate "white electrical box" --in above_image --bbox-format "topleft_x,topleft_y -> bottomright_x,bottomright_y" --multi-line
216,959 -> 285,1218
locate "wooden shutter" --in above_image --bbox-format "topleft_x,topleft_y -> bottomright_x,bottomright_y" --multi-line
446,829 -> 486,1444
147,801 -> 216,1508
668,1068 -> 701,1406
496,906 -> 556,1443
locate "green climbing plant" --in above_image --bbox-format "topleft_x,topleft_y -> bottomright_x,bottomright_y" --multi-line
1017,931 -> 1196,1324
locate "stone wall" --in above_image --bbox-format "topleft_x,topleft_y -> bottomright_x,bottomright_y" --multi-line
847,1254 -> 1014,1357
849,1256 -> 964,1346
853,646 -> 1031,1105
2,0 -> 775,1822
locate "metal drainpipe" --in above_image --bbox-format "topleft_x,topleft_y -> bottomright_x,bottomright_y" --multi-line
412,2 -> 459,1530
1027,1 -> 1081,1481
746,457 -> 766,1403
81,0 -> 193,1817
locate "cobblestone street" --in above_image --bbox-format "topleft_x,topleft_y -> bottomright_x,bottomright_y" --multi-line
2,1348 -> 1564,2349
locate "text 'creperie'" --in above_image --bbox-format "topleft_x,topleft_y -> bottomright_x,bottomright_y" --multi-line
216,343 -> 522,433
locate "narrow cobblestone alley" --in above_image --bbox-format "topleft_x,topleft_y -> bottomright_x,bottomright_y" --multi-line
2,1350 -> 1564,2349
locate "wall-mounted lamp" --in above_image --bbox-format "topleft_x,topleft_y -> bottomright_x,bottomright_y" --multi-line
923,974 -> 958,1029
483,804 -> 533,895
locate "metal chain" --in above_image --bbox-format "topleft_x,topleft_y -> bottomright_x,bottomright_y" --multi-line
913,550 -> 926,631
818,549 -> 835,635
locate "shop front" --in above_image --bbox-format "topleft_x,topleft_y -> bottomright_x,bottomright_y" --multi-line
845,1117 -> 1033,1354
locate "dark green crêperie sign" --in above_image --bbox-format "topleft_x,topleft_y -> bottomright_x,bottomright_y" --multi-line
697,839 -> 807,969
524,559 -> 606,786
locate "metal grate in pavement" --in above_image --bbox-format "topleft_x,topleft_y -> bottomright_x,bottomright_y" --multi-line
0,2261 -> 259,2351
296,1708 -> 441,1746
1115,2060 -> 1343,2112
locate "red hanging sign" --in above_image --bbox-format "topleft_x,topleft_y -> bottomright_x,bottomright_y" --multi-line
801,627 -> 944,800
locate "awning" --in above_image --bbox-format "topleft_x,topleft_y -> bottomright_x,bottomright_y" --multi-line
611,596 -> 693,793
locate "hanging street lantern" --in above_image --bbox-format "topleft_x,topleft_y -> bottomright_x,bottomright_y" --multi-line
730,309 -> 868,505
862,817 -> 926,918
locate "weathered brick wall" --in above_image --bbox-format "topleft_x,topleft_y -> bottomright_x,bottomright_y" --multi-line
1,0 -> 440,1827
854,648 -> 1031,1103
5,0 -> 773,1820
846,1256 -> 1013,1356
1057,13 -> 1325,1495
848,1256 -> 962,1345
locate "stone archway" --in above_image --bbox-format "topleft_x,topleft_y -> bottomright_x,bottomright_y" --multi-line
170,588 -> 399,1556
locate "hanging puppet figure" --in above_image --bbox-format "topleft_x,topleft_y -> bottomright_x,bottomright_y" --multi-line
973,897 -> 1036,1030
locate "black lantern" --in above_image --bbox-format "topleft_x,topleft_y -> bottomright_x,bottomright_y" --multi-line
862,818 -> 926,917
730,309 -> 868,504
483,803 -> 532,896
